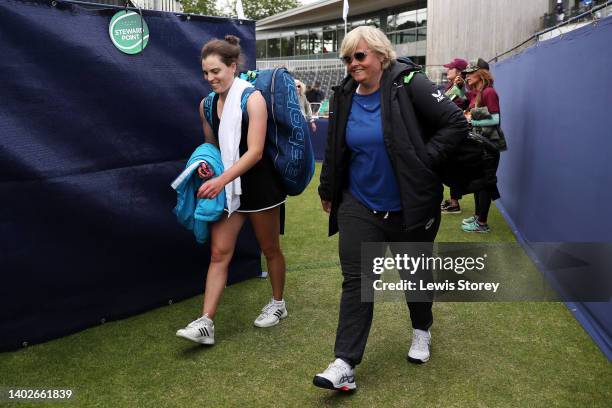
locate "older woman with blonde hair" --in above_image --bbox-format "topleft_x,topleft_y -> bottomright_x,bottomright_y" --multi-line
314,26 -> 468,391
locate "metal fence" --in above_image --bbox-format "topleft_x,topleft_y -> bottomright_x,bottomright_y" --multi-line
256,58 -> 345,71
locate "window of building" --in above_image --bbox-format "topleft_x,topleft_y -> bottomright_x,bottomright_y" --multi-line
411,56 -> 426,66
294,34 -> 308,55
336,27 -> 346,52
364,17 -> 380,28
322,27 -> 336,53
417,27 -> 426,41
256,39 -> 267,58
386,7 -> 427,45
281,36 -> 294,57
417,8 -> 427,26
351,18 -> 366,27
397,30 -> 417,44
268,38 -> 280,58
309,30 -> 322,54
255,7 -> 428,60
395,10 -> 417,31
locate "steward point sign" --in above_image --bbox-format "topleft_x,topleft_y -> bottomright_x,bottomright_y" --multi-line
109,11 -> 149,54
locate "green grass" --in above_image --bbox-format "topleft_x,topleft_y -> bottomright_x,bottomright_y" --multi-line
1,164 -> 610,407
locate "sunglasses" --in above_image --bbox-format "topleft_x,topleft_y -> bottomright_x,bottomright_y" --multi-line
340,49 -> 369,64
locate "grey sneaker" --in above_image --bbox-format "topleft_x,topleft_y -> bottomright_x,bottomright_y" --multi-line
176,315 -> 215,345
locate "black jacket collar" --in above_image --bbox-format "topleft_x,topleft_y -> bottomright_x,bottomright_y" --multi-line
337,60 -> 422,96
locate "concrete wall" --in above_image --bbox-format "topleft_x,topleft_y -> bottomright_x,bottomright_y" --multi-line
426,0 -> 549,80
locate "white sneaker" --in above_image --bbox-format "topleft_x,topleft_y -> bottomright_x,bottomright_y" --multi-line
176,315 -> 215,345
313,358 -> 356,391
253,298 -> 287,328
407,329 -> 431,363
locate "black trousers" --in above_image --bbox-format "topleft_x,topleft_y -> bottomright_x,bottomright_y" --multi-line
334,192 -> 441,367
474,190 -> 492,223
449,186 -> 461,201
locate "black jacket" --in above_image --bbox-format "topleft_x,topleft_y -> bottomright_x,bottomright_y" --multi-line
318,60 -> 469,236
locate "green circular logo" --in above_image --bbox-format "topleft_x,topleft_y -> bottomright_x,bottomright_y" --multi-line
109,11 -> 149,54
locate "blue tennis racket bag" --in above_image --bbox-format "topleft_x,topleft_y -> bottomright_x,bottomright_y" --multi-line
204,68 -> 315,196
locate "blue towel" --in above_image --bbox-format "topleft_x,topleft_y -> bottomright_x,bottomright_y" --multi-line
171,143 -> 225,244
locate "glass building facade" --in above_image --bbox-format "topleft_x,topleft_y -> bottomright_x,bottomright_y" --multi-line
256,7 -> 427,63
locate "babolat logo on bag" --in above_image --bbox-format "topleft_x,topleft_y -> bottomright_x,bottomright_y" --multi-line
241,68 -> 315,196
282,73 -> 307,182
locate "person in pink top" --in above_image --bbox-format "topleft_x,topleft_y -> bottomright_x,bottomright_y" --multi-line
462,61 -> 501,233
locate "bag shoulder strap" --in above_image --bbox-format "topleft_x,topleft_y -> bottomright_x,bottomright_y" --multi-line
403,71 -> 417,85
240,87 -> 256,111
203,91 -> 216,127
401,70 -> 428,96
396,70 -> 420,121
204,86 -> 255,126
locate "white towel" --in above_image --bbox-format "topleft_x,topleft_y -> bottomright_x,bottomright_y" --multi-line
218,77 -> 253,215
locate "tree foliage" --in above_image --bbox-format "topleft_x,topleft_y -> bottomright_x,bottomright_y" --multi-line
179,0 -> 300,21
228,0 -> 300,21
180,0 -> 219,16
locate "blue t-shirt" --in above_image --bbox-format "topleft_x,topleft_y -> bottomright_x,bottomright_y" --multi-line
346,89 -> 401,211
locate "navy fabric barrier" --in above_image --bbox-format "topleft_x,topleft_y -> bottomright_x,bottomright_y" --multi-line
312,118 -> 328,161
492,17 -> 612,358
0,1 -> 261,351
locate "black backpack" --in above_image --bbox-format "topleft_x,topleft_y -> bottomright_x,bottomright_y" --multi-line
438,132 -> 500,198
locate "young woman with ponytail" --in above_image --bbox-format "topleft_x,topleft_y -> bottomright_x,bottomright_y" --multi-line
176,35 -> 288,345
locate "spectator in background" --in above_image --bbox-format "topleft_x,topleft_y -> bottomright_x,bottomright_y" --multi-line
295,79 -> 317,133
462,61 -> 503,233
306,81 -> 324,103
555,0 -> 565,23
442,58 -> 468,110
440,58 -> 469,215
464,57 -> 493,112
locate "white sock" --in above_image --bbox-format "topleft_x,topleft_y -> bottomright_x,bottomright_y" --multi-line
272,298 -> 284,305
